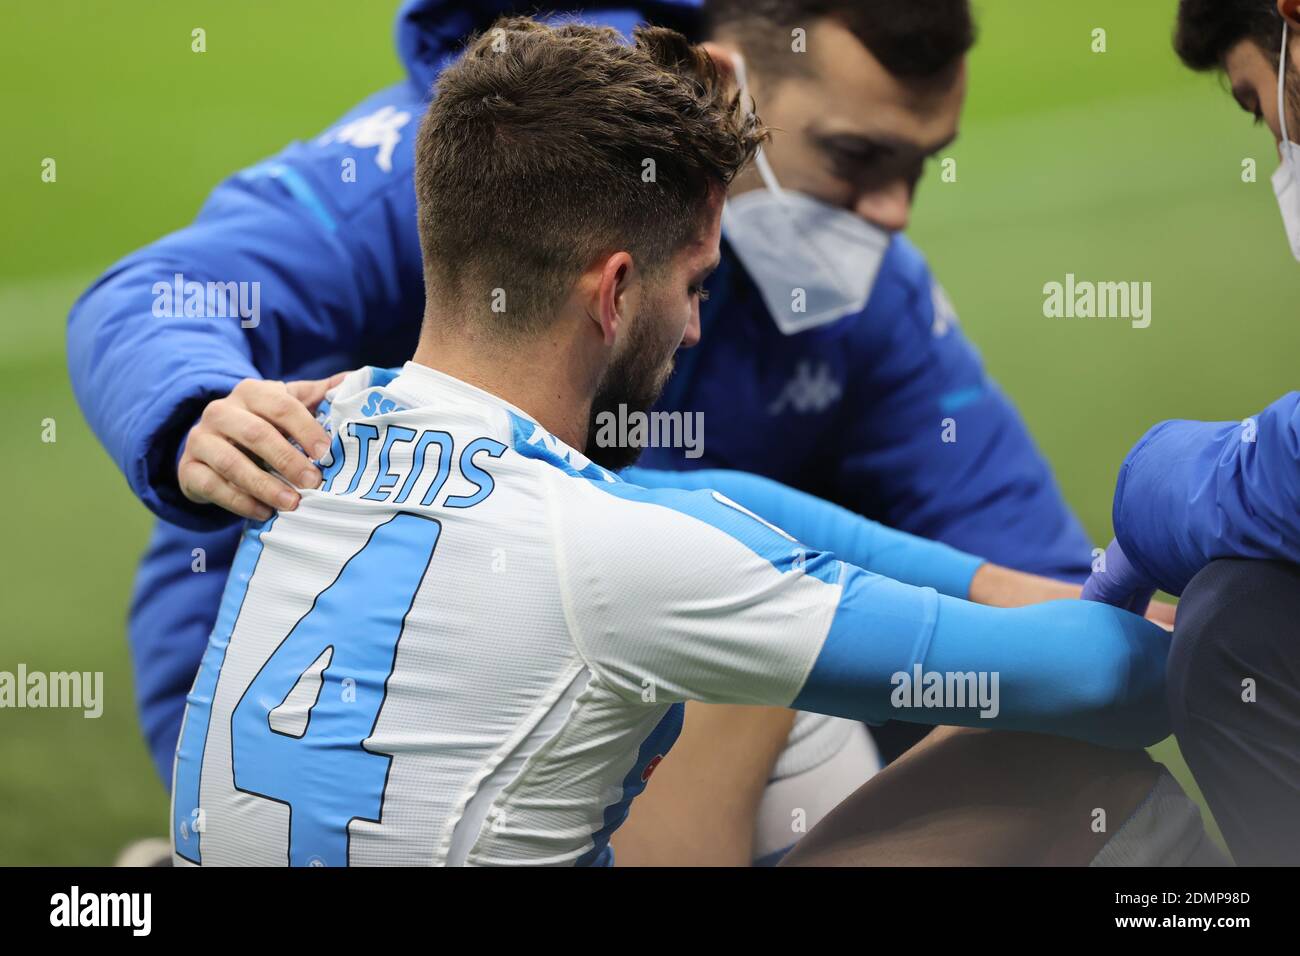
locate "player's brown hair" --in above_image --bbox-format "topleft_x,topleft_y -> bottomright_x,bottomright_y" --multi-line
414,16 -> 766,336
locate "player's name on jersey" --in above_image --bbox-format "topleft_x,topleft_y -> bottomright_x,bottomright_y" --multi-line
318,420 -> 505,510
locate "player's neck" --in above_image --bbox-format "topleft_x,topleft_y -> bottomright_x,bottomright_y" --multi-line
412,330 -> 594,454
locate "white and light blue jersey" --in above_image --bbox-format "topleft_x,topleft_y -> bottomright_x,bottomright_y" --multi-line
171,364 -> 866,866
171,362 -> 1171,867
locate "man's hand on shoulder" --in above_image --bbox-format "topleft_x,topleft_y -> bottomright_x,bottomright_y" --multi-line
177,373 -> 347,521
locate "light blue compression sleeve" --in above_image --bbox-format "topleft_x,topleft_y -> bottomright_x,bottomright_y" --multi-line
620,466 -> 986,599
790,567 -> 1171,750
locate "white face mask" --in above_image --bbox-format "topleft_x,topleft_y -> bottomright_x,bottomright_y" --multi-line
722,54 -> 892,335
1273,22 -> 1300,261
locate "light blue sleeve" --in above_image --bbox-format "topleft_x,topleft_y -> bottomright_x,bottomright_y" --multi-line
790,567 -> 1170,750
592,476 -> 1167,748
619,466 -> 985,599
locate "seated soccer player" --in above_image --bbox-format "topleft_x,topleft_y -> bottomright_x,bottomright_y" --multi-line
171,18 -> 1214,867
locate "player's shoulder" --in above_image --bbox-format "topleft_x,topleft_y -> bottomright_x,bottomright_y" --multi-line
550,470 -> 843,590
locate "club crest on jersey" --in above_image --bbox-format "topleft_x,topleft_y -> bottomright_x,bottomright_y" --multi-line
361,391 -> 405,417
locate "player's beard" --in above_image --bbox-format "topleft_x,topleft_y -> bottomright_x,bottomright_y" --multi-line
585,308 -> 679,472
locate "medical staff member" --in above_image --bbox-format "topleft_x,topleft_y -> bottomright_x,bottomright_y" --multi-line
1083,0 -> 1300,866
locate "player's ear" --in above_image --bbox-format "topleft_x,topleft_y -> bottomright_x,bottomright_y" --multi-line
700,41 -> 739,90
1280,0 -> 1300,32
594,251 -> 636,347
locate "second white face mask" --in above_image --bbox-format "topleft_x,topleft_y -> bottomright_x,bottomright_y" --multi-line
722,55 -> 892,335
1274,21 -> 1300,261
1270,159 -> 1300,261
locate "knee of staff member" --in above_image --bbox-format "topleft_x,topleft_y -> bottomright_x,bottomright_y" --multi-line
1168,558 -> 1300,738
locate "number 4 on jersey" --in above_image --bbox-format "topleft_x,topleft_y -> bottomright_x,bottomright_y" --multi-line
231,512 -> 441,866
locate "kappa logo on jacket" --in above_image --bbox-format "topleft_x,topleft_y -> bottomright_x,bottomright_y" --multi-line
317,104 -> 412,173
768,361 -> 843,416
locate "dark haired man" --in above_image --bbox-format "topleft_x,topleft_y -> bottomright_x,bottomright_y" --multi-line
170,17 -> 1203,867
1081,0 -> 1300,864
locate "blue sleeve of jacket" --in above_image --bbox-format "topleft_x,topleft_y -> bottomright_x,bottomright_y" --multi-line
620,465 -> 985,598
1113,392 -> 1300,595
834,237 -> 1093,581
792,569 -> 1170,749
66,84 -> 429,532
